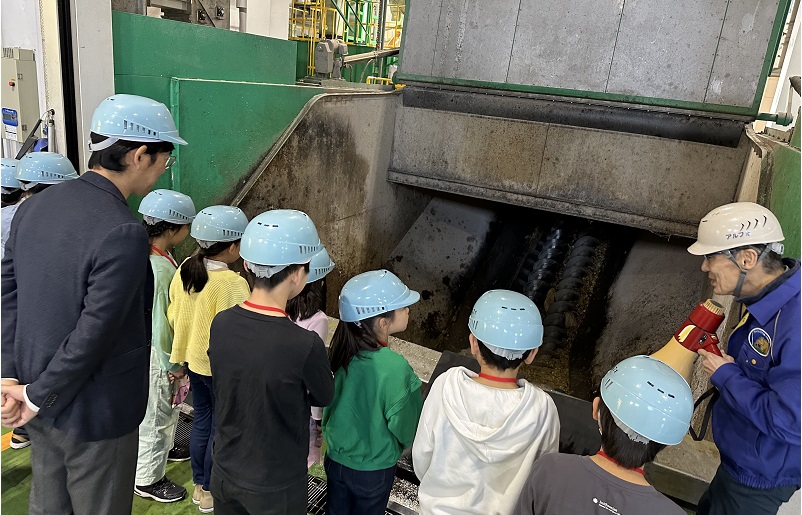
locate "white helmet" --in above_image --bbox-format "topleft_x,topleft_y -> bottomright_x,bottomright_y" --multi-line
688,202 -> 784,256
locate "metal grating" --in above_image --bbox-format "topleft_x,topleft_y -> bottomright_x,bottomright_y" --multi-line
306,475 -> 411,515
307,475 -> 327,515
174,411 -> 192,449
177,410 -> 413,514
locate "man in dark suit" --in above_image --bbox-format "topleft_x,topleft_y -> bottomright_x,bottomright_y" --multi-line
1,94 -> 188,515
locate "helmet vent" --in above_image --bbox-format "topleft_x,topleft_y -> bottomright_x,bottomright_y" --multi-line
356,306 -> 386,315
122,119 -> 152,135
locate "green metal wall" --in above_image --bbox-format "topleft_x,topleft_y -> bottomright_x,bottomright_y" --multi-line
112,12 -> 317,223
768,143 -> 801,258
113,12 -> 297,85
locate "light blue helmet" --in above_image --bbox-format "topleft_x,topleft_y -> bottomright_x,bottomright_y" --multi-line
191,205 -> 248,246
600,355 -> 693,446
307,247 -> 335,284
16,152 -> 79,189
138,189 -> 196,224
468,290 -> 543,352
339,269 -> 420,323
88,94 -> 187,151
1,158 -> 21,193
240,209 -> 322,266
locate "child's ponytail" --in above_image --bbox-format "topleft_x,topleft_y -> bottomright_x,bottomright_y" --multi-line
180,240 -> 239,294
329,312 -> 394,373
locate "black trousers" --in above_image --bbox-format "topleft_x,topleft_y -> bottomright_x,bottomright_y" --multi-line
697,465 -> 799,515
26,417 -> 138,515
210,469 -> 307,515
324,456 -> 396,515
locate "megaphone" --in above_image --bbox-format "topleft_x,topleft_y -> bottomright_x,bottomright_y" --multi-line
651,299 -> 725,384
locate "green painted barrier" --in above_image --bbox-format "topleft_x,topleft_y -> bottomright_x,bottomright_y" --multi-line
769,145 -> 801,258
113,11 -> 297,85
112,11 -> 318,233
167,79 -> 318,207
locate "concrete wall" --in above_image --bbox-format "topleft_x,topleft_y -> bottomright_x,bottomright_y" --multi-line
389,105 -> 751,238
399,0 -> 790,116
235,92 -> 433,310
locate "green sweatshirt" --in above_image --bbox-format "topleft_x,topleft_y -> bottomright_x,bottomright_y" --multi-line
151,255 -> 181,373
323,347 -> 423,471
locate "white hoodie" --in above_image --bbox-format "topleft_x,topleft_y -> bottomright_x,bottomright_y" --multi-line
413,366 -> 560,515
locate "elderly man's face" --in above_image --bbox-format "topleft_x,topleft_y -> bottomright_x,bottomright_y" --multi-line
701,252 -> 743,295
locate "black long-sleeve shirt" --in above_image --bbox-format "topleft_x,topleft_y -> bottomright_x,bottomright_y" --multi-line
209,305 -> 334,491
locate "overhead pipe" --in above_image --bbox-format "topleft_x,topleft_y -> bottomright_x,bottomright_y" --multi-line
342,47 -> 398,64
756,75 -> 802,126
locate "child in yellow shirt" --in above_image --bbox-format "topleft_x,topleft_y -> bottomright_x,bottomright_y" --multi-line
167,205 -> 249,513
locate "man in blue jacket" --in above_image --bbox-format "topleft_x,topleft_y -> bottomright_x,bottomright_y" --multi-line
0,94 -> 187,515
688,202 -> 800,515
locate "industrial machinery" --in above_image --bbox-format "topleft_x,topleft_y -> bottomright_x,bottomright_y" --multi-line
1,48 -> 40,144
314,39 -> 348,79
152,0 -> 231,29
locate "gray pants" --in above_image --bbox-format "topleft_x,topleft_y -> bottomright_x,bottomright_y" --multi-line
135,346 -> 180,485
26,417 -> 138,515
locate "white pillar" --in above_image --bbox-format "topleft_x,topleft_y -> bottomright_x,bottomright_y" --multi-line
70,0 -> 115,170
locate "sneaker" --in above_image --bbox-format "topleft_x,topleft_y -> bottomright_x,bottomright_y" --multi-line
199,488 -> 214,513
192,484 -> 203,505
168,445 -> 190,462
134,476 -> 187,503
10,429 -> 31,450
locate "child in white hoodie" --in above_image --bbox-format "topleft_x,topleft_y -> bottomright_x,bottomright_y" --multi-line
413,290 -> 560,515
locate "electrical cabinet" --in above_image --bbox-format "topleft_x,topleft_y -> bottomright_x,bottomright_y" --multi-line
1,48 -> 40,143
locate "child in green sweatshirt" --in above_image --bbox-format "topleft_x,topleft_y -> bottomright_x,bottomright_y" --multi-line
323,269 -> 423,515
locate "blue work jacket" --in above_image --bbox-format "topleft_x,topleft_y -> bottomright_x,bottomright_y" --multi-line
711,259 -> 801,489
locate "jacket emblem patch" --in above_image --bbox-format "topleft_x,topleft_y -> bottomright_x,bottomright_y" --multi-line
748,328 -> 771,357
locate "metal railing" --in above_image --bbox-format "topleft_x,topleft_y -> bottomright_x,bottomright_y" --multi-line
289,0 -> 405,77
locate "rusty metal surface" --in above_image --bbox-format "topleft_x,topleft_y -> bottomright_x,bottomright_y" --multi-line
389,103 -> 751,238
235,93 -> 433,310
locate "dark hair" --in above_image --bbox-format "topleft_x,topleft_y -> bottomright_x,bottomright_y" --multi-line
142,219 -> 185,241
87,132 -> 174,172
598,398 -> 665,469
180,240 -> 240,294
286,278 -> 327,321
476,339 -> 532,371
329,312 -> 395,373
1,189 -> 23,206
249,262 -> 310,291
18,183 -> 51,195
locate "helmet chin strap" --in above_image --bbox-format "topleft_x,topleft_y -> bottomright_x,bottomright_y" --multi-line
725,245 -> 773,297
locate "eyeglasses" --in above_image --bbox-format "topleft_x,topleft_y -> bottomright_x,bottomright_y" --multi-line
704,249 -> 740,261
703,251 -> 726,260
165,155 -> 176,169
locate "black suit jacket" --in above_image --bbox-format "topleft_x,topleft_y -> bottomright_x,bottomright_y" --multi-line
1,172 -> 151,442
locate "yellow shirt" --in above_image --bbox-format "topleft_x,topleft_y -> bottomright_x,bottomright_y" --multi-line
168,267 -> 250,376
